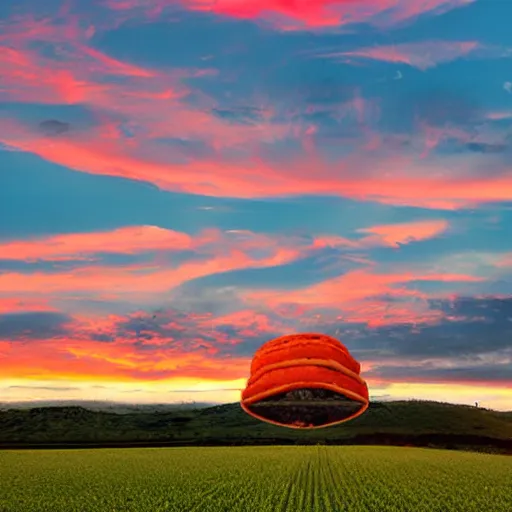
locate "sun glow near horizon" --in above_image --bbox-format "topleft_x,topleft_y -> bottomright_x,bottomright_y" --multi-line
2,378 -> 510,412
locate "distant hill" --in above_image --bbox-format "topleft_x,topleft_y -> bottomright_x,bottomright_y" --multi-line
1,400 -> 511,454
0,400 -> 214,414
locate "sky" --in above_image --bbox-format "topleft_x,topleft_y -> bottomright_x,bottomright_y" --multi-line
1,0 -> 511,411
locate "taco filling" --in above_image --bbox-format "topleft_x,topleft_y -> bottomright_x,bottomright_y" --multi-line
246,387 -> 364,428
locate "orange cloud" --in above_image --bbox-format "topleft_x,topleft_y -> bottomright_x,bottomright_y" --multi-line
1,301 -> 254,384
0,335 -> 250,382
243,268 -> 485,325
0,226 -> 193,261
0,298 -> 57,314
357,219 -> 449,247
0,255 -> 275,296
0,306 -> 254,385
309,220 -> 449,251
0,225 -> 335,264
211,309 -> 285,340
0,227 -> 320,298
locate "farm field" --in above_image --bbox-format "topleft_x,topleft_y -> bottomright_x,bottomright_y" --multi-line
1,445 -> 511,511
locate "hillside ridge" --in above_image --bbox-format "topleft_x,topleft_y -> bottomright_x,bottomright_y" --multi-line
1,399 -> 510,454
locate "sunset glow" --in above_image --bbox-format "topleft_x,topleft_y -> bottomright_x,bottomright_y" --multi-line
1,0 -> 511,411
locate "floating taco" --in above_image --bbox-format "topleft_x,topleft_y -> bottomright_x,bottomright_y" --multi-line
241,333 -> 369,429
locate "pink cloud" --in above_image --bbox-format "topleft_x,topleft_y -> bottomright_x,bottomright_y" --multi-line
0,145 -> 504,209
308,220 -> 449,251
0,298 -> 57,314
0,226 -> 345,264
485,111 -> 512,121
243,268 -> 485,326
321,40 -> 481,70
0,30 -> 288,149
495,253 -> 512,268
0,226 -> 194,261
1,6 -> 508,212
0,227 -> 325,299
109,0 -> 475,30
0,223 -> 476,336
4,118 -> 512,209
357,219 -> 449,248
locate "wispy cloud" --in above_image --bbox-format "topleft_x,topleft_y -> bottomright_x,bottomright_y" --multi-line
356,219 -> 449,247
318,40 -> 482,70
3,119 -> 512,209
0,226 -> 195,261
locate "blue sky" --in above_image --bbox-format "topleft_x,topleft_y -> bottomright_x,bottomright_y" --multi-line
1,0 -> 511,409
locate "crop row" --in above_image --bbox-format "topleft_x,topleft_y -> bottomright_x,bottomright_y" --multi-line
1,445 -> 511,511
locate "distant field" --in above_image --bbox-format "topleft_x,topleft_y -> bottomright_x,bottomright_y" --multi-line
1,446 -> 511,511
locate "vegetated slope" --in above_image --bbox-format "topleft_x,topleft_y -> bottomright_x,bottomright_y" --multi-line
0,400 -> 510,453
1,446 -> 512,512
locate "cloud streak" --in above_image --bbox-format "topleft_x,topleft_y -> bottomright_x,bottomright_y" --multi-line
0,226 -> 195,261
3,120 -> 512,209
319,40 -> 482,70
356,219 -> 449,247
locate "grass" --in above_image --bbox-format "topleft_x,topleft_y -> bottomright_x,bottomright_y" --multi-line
1,445 -> 511,511
1,401 -> 511,452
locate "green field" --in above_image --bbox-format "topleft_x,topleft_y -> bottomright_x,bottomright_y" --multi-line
1,446 -> 511,511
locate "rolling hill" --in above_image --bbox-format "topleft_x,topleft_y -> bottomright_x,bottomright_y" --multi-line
1,400 -> 510,454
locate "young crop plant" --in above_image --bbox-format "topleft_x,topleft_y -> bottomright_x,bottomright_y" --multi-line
1,445 -> 511,511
